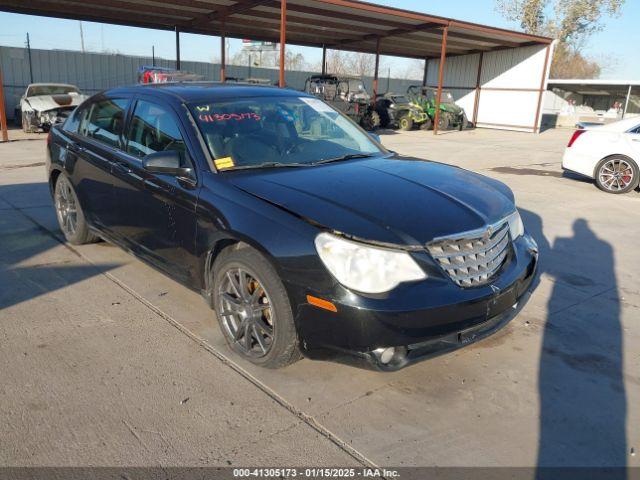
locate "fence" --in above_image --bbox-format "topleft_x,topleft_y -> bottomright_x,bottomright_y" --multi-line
1,45 -> 420,121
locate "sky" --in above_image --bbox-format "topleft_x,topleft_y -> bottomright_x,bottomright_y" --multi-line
0,0 -> 638,79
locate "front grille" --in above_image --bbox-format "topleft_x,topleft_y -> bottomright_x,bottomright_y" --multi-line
427,221 -> 511,288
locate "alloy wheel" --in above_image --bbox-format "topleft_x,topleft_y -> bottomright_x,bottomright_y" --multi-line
598,158 -> 635,192
55,179 -> 78,237
217,268 -> 274,357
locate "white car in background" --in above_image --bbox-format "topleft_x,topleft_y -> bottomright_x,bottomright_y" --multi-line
562,116 -> 640,194
16,83 -> 87,133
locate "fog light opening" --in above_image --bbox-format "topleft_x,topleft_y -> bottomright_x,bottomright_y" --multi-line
374,347 -> 396,365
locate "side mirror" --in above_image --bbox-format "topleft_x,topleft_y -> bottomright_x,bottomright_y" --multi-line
143,150 -> 192,177
368,132 -> 381,144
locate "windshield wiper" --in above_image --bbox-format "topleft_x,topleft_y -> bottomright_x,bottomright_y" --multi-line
226,162 -> 313,171
312,153 -> 375,165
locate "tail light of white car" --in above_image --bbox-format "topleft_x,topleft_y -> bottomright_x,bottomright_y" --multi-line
567,129 -> 587,148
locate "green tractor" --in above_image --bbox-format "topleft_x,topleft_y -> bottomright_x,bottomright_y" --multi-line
407,85 -> 469,131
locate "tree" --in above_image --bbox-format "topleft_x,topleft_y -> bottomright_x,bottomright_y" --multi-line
495,0 -> 625,78
318,50 -> 383,77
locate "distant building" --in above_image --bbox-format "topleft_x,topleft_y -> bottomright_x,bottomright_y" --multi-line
543,79 -> 640,128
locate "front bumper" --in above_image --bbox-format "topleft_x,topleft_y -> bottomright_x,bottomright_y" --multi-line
290,234 -> 538,371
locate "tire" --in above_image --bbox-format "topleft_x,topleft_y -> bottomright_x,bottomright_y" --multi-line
399,115 -> 414,131
437,113 -> 450,131
14,109 -> 22,128
460,113 -> 469,131
212,245 -> 302,369
419,118 -> 433,130
53,174 -> 98,245
377,108 -> 390,128
594,156 -> 639,194
360,110 -> 380,131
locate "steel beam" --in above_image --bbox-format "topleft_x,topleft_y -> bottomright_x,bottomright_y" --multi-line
322,44 -> 327,75
372,37 -> 381,103
279,0 -> 286,88
220,19 -> 226,82
175,26 -> 181,70
623,85 -> 632,119
0,67 -> 8,142
533,44 -> 551,133
433,25 -> 448,135
472,51 -> 483,126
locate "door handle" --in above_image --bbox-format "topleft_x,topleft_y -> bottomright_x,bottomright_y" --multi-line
113,161 -> 132,173
67,143 -> 84,154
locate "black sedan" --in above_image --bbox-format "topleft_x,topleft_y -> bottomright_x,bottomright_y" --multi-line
46,83 -> 538,371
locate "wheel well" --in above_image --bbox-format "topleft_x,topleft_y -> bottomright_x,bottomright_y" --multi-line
203,239 -> 246,301
49,169 -> 62,196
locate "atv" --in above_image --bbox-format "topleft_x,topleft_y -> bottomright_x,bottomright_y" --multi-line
407,85 -> 470,131
375,93 -> 431,131
304,75 -> 380,131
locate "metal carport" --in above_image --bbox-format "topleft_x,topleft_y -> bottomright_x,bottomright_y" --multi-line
0,0 -> 554,142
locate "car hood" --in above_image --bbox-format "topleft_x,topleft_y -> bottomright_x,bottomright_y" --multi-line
24,93 -> 86,112
228,157 -> 516,246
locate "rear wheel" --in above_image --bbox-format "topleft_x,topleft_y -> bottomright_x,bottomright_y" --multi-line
54,174 -> 98,244
399,115 -> 414,131
595,156 -> 639,194
460,113 -> 469,131
437,113 -> 450,131
212,246 -> 301,369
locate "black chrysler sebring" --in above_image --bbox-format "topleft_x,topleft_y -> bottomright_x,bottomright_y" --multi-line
46,83 -> 538,370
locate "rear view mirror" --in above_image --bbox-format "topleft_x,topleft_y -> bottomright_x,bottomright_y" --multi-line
143,151 -> 192,177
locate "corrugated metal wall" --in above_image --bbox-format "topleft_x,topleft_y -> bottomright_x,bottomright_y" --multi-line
0,46 -> 419,121
2,44 -> 551,132
426,44 -> 552,133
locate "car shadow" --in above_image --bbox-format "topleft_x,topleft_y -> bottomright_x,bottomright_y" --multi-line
521,209 -> 627,476
0,182 -> 120,311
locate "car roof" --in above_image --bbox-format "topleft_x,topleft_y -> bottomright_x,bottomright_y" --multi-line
28,83 -> 79,88
105,82 -> 313,103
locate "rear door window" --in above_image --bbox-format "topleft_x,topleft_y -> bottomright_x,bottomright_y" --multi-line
79,98 -> 129,149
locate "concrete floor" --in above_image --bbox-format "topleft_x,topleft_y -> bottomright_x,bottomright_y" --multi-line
0,127 -> 638,469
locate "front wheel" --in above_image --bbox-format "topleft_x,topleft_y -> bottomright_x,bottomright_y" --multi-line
212,246 -> 301,368
399,115 -> 414,131
595,156 -> 639,194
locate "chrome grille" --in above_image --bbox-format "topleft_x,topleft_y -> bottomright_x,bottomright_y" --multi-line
427,221 -> 511,288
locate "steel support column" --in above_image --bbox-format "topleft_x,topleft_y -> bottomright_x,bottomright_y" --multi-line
321,44 -> 327,75
623,84 -> 632,119
279,0 -> 287,88
422,57 -> 429,86
0,67 -> 8,143
175,26 -> 181,70
220,20 -> 226,82
372,37 -> 381,103
433,24 -> 449,135
472,51 -> 484,126
533,44 -> 551,133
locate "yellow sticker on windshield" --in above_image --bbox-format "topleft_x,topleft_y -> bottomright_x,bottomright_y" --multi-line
214,156 -> 235,170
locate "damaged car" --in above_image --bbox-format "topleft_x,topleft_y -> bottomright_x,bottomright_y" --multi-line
46,83 -> 538,371
17,83 -> 87,133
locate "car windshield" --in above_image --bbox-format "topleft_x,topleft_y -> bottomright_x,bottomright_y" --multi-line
190,96 -> 384,170
28,85 -> 79,96
424,89 -> 455,104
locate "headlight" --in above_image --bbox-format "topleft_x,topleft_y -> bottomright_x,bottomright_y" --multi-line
506,210 -> 524,239
314,232 -> 426,293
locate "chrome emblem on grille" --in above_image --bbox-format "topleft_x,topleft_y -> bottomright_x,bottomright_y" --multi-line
484,226 -> 494,241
